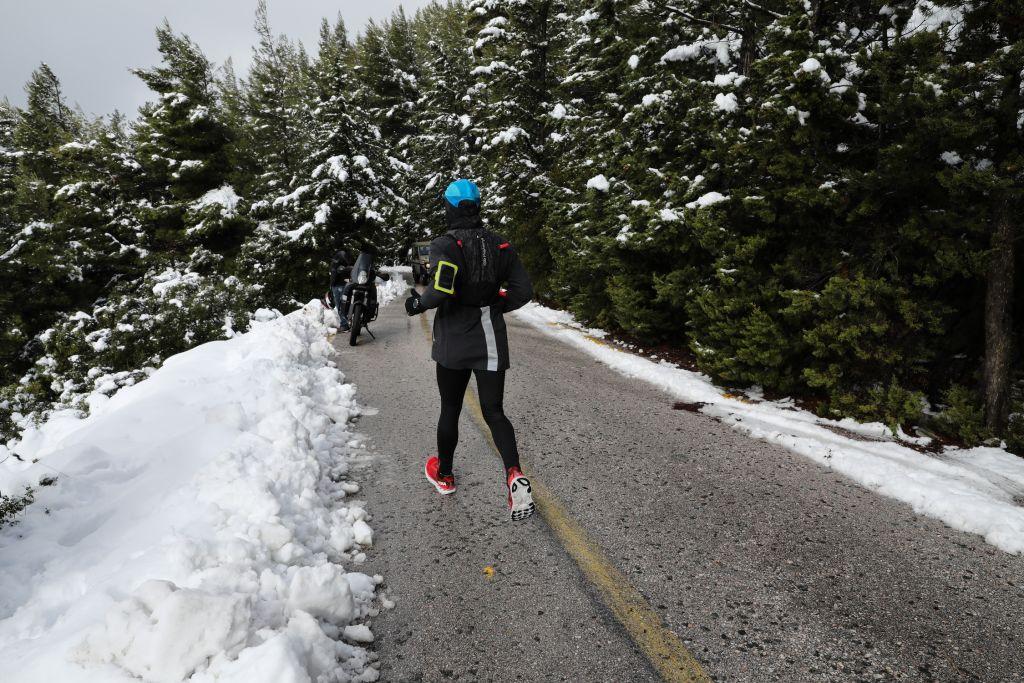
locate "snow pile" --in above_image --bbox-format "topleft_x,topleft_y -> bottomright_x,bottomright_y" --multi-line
515,303 -> 1024,555
375,269 -> 409,307
0,302 -> 382,682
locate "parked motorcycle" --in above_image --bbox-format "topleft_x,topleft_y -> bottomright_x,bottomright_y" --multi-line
344,251 -> 380,346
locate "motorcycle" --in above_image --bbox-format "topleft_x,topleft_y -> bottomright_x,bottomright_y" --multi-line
343,251 -> 380,346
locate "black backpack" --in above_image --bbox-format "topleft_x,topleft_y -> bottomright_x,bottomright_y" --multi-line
442,228 -> 510,307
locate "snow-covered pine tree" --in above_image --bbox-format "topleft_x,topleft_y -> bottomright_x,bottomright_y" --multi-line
353,11 -> 421,147
786,1 -> 975,427
404,0 -> 478,238
680,2 -> 876,399
929,0 -> 1024,436
51,113 -> 148,298
237,1 -> 311,209
467,0 -> 571,293
1,65 -> 82,389
0,98 -> 23,381
237,16 -> 394,306
131,21 -> 244,261
10,63 -> 79,221
351,9 -> 422,250
0,99 -> 18,230
547,0 -> 715,333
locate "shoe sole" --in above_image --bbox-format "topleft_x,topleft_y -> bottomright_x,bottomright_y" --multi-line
508,476 -> 535,521
425,461 -> 456,495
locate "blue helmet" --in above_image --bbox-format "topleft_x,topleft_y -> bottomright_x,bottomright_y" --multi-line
443,178 -> 481,207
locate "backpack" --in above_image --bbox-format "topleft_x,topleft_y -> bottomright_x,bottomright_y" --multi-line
442,228 -> 510,307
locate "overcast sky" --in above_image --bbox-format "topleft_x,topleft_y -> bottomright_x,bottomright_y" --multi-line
0,0 -> 434,117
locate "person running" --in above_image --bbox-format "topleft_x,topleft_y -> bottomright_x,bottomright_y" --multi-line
404,179 -> 536,521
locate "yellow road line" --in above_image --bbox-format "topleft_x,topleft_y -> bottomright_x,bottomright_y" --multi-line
418,313 -> 710,683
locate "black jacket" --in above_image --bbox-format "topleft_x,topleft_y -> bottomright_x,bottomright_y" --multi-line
417,225 -> 533,371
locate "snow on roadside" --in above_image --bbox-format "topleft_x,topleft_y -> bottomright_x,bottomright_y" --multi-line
515,303 -> 1024,555
0,302 -> 382,682
376,268 -> 410,307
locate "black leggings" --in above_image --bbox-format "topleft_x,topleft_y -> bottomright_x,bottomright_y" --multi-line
436,363 -> 520,476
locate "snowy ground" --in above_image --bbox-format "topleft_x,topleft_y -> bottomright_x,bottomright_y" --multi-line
0,301 -> 385,682
515,303 -> 1024,555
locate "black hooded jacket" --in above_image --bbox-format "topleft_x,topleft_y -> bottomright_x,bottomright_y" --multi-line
417,203 -> 533,370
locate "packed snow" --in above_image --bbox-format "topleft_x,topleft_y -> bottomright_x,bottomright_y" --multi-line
0,302 -> 386,682
376,267 -> 410,307
515,304 -> 1024,555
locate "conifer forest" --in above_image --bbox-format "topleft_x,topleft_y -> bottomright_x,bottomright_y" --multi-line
2,0 -> 1022,453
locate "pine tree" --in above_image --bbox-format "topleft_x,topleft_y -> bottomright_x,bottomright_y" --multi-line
352,9 -> 423,249
237,17 -> 394,306
10,64 -> 80,222
0,99 -> 18,228
52,112 -> 148,295
467,0 -> 571,292
1,65 -> 83,387
405,1 -> 478,237
547,1 -> 713,331
237,1 -> 311,207
131,21 -> 241,259
931,0 -> 1024,433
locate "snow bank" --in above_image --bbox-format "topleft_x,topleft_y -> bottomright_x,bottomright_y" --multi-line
375,271 -> 409,307
0,302 -> 381,682
515,304 -> 1024,555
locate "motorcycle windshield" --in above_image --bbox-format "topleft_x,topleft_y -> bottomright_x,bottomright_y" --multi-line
350,252 -> 373,282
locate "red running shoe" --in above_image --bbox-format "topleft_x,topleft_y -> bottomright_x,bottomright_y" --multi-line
425,456 -> 456,495
506,466 -> 535,521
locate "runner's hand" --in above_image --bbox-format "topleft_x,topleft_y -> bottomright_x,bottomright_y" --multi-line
405,290 -> 422,316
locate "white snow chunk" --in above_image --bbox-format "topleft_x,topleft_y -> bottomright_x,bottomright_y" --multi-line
490,126 -> 527,146
342,624 -> 375,644
713,72 -> 744,87
628,55 -> 640,70
941,151 -> 963,165
714,92 -> 739,112
192,185 -> 241,215
586,174 -> 610,192
686,191 -> 728,209
550,103 -> 567,119
799,57 -> 822,73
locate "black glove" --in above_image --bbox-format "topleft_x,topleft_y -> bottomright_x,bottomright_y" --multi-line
405,290 -> 423,316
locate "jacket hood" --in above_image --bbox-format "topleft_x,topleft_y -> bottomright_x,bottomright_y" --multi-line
445,201 -> 483,230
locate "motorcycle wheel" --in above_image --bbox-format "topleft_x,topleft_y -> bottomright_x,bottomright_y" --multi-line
349,303 -> 363,346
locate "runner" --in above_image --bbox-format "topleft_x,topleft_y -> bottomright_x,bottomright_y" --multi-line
404,179 -> 536,520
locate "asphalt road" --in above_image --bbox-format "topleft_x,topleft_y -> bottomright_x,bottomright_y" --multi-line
335,280 -> 1024,682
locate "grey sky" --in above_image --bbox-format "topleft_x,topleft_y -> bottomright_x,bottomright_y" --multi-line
0,0 -> 434,117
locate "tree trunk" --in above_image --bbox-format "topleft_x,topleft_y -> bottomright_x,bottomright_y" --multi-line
983,201 -> 1016,433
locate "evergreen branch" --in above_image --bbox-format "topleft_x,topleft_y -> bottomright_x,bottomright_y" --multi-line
742,0 -> 785,20
663,3 -> 743,34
